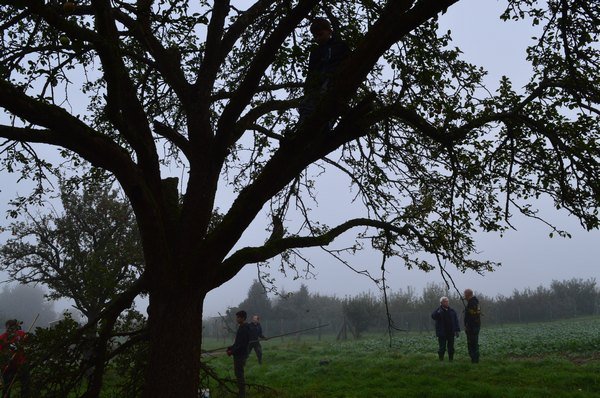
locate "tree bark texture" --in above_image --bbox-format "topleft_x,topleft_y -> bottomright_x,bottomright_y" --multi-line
143,287 -> 205,397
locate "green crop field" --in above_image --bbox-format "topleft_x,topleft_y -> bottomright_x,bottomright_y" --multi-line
201,316 -> 600,397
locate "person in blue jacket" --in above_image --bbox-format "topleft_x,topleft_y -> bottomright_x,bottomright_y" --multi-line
431,296 -> 460,361
227,310 -> 251,397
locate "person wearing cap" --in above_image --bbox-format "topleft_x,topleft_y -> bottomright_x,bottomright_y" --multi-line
431,297 -> 460,362
227,310 -> 251,397
0,319 -> 29,398
298,17 -> 351,128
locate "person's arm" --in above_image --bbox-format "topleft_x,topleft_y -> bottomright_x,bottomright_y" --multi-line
452,311 -> 461,334
230,324 -> 250,356
305,48 -> 319,88
431,307 -> 442,320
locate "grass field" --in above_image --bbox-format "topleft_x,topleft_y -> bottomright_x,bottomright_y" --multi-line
201,316 -> 600,397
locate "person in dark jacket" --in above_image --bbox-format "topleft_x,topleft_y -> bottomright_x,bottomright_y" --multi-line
227,311 -> 251,397
248,315 -> 266,365
463,288 -> 481,363
431,297 -> 460,361
298,17 -> 351,128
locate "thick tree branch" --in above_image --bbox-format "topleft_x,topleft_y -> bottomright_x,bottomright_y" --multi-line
211,82 -> 304,101
234,99 -> 298,133
15,0 -> 100,43
113,7 -> 192,109
0,83 -> 138,180
91,0 -> 162,180
218,218 -> 429,286
152,121 -> 192,157
201,2 -> 462,273
213,0 -> 320,155
194,0 -> 231,101
217,0 -> 278,72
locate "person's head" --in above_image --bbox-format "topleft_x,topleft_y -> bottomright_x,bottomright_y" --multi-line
5,319 -> 21,331
235,310 -> 247,325
440,297 -> 449,308
464,289 -> 473,300
251,315 -> 260,324
310,17 -> 332,44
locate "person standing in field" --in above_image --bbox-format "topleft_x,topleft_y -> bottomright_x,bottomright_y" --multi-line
431,297 -> 460,362
297,17 -> 351,128
0,319 -> 30,398
463,288 -> 481,363
227,310 -> 251,397
248,315 -> 266,365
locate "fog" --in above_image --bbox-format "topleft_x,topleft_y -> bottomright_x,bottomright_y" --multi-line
1,0 -> 598,320
202,0 -> 600,316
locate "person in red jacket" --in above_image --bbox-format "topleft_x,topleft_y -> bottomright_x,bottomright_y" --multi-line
0,319 -> 29,398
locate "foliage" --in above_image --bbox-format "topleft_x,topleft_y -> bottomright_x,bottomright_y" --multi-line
0,181 -> 143,321
21,309 -> 147,398
110,310 -> 149,398
342,292 -> 382,337
0,0 -> 598,396
0,176 -> 145,398
236,280 -> 272,319
482,278 -> 599,324
26,314 -> 88,398
206,278 -> 600,339
218,283 -> 342,340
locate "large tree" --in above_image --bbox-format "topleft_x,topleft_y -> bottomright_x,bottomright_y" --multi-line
0,0 -> 598,396
0,181 -> 143,396
0,181 -> 143,321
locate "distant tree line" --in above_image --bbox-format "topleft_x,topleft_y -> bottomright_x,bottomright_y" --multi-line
205,278 -> 600,339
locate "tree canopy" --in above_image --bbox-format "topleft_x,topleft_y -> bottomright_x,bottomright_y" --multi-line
0,181 -> 143,321
0,0 -> 598,396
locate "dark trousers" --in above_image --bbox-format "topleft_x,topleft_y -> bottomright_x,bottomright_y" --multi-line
248,342 -> 262,364
437,335 -> 455,361
466,328 -> 480,363
297,81 -> 334,132
2,365 -> 30,398
233,356 -> 247,398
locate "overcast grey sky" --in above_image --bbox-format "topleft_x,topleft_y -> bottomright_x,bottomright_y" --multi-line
0,1 -> 598,319
203,0 -> 600,316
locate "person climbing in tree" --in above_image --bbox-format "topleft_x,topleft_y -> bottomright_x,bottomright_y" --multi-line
298,17 -> 351,129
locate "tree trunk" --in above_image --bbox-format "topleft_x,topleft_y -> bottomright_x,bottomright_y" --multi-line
83,316 -> 117,398
143,288 -> 205,398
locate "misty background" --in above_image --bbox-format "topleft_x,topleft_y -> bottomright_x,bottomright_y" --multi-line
201,0 -> 600,317
0,0 -> 598,324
